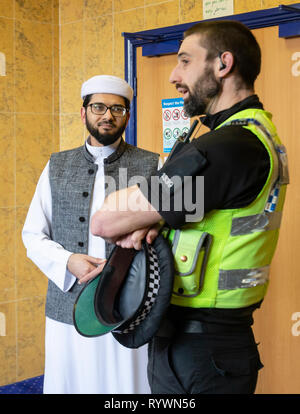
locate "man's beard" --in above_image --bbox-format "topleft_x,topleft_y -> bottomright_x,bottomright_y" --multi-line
85,117 -> 127,146
182,65 -> 222,117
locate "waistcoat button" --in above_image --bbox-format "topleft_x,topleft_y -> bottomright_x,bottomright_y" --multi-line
82,192 -> 89,197
88,169 -> 94,175
78,242 -> 84,247
79,217 -> 85,222
180,255 -> 188,262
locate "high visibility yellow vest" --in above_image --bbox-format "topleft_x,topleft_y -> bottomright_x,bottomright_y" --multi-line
167,108 -> 289,309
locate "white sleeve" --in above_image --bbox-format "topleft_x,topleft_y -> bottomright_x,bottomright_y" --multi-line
22,161 -> 77,292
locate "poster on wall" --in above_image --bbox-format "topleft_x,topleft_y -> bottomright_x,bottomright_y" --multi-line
162,98 -> 190,153
203,0 -> 234,19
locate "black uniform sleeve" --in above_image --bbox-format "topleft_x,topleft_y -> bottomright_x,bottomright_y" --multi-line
141,125 -> 270,229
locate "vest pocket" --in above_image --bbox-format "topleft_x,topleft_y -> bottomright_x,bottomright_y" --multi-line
171,229 -> 212,297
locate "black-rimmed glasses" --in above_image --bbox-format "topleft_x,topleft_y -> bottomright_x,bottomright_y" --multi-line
87,103 -> 128,117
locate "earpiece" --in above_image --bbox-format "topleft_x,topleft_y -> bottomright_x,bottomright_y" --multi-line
219,52 -> 226,70
219,58 -> 226,70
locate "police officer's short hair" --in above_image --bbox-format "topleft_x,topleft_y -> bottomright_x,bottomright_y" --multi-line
184,20 -> 261,89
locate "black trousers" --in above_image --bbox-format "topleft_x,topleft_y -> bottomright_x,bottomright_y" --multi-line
147,328 -> 263,394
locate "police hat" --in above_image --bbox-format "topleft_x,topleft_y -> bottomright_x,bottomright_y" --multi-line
73,234 -> 174,348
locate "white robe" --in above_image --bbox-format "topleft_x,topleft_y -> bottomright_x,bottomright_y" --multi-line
22,139 -> 150,394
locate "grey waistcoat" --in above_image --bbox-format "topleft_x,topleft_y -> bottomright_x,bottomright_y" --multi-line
46,139 -> 159,325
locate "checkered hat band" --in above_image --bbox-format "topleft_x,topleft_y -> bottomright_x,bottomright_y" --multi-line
121,245 -> 161,333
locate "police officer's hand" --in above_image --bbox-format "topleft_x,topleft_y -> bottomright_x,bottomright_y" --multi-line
67,253 -> 106,284
115,224 -> 161,250
115,228 -> 150,250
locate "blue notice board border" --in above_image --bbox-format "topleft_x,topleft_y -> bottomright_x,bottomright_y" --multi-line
162,98 -> 184,108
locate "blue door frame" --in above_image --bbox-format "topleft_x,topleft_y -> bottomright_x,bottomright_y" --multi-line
122,3 -> 300,146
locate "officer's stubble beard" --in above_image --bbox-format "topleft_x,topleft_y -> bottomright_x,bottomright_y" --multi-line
182,63 -> 222,118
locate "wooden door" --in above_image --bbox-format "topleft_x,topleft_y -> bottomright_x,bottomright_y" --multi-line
136,25 -> 300,393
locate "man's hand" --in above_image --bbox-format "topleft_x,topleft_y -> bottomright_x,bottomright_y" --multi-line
67,253 -> 106,284
115,224 -> 161,250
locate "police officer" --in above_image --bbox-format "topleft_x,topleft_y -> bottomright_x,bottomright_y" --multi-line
91,21 -> 289,394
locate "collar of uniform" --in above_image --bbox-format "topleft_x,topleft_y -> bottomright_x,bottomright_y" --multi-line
200,94 -> 264,131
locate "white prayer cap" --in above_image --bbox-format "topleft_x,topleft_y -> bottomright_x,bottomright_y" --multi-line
81,75 -> 133,102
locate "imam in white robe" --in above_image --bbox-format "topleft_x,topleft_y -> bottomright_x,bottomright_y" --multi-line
22,139 -> 150,394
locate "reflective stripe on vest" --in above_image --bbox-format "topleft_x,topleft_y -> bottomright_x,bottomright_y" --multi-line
218,266 -> 270,290
230,211 -> 282,236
